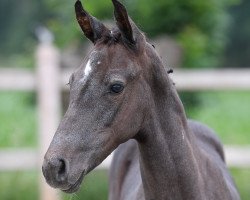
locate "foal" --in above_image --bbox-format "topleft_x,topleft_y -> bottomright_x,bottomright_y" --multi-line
42,0 -> 240,199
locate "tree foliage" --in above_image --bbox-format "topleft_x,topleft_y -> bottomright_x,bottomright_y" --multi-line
127,0 -> 236,68
224,0 -> 250,67
0,0 -> 238,68
0,0 -> 48,54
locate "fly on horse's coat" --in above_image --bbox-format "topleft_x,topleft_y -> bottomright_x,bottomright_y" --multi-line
42,0 -> 240,199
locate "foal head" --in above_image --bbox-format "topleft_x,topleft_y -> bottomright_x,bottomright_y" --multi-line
42,0 -> 168,193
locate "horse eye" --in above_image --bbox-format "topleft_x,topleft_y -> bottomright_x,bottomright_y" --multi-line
110,83 -> 124,94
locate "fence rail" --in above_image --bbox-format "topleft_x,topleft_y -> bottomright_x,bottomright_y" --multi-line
0,146 -> 250,171
1,68 -> 250,91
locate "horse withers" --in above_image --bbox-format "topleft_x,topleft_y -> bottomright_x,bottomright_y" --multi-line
42,0 -> 240,199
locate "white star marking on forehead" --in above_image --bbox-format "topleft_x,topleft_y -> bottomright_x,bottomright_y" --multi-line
79,51 -> 102,84
84,59 -> 92,77
79,59 -> 93,83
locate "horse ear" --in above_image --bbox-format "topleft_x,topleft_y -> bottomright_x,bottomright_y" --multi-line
75,0 -> 109,44
111,0 -> 135,44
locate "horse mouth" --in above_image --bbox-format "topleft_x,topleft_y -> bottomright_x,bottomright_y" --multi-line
62,170 -> 85,194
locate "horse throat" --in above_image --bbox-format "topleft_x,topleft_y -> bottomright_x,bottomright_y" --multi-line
136,68 -> 204,200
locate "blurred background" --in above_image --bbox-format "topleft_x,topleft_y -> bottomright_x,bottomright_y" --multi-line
0,0 -> 250,199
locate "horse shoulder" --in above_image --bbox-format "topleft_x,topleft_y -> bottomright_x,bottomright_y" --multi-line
188,119 -> 225,161
188,120 -> 240,200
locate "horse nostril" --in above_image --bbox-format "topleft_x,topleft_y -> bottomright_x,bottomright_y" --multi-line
58,159 -> 66,174
43,157 -> 68,185
56,159 -> 67,182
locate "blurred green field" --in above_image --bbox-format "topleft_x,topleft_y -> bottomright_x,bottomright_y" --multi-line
0,169 -> 249,200
0,92 -> 37,147
0,91 -> 249,199
185,91 -> 250,144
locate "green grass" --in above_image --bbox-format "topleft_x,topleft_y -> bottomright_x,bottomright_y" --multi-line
63,170 -> 108,200
1,91 -> 249,147
184,91 -> 250,144
0,170 -> 108,200
0,92 -> 37,147
0,171 -> 38,200
230,168 -> 250,199
0,91 -> 249,199
0,169 -> 249,200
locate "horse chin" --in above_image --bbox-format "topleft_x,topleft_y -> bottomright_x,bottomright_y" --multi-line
61,150 -> 109,194
61,170 -> 86,194
61,161 -> 97,194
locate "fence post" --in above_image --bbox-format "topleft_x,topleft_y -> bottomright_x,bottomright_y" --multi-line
36,41 -> 61,200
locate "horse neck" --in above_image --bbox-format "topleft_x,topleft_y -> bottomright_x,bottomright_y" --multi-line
137,64 -> 203,200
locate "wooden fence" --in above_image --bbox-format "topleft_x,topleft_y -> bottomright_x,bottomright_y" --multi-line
0,42 -> 250,200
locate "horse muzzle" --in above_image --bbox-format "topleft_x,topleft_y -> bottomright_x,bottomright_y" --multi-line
42,156 -> 86,193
